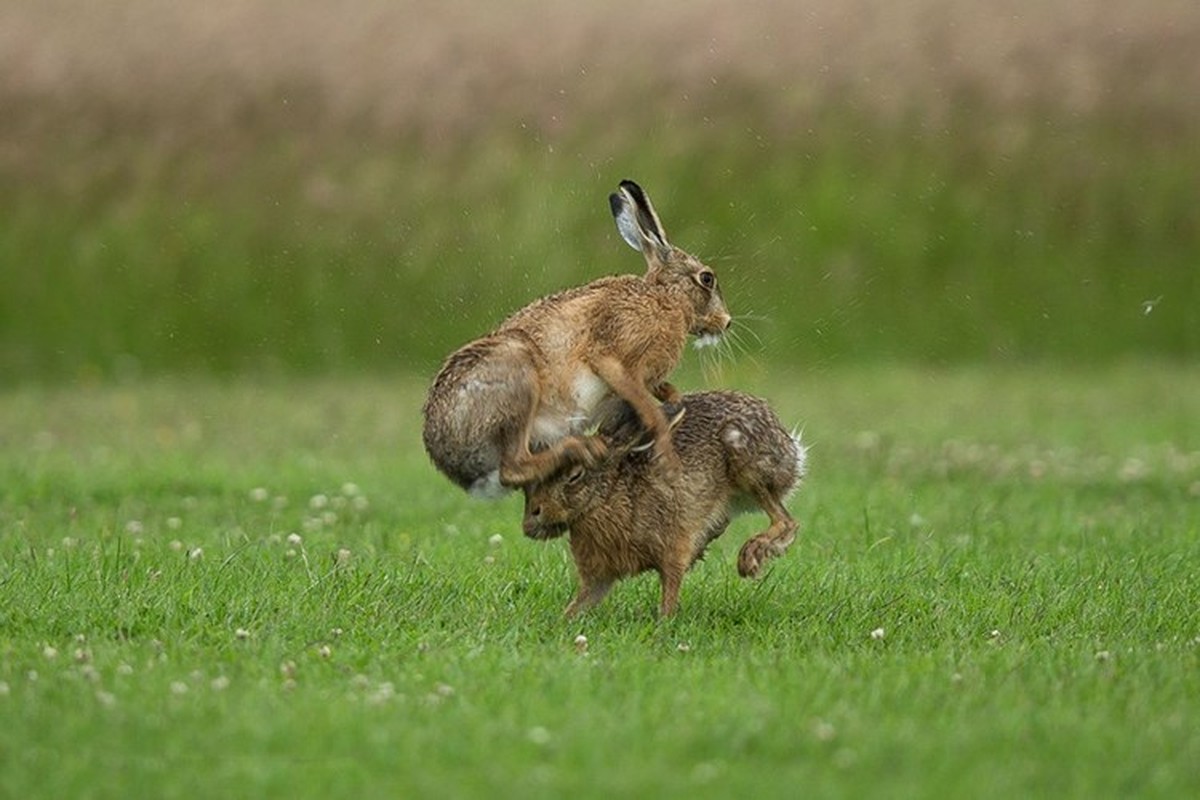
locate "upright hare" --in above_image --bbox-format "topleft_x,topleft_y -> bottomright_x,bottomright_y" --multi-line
522,391 -> 807,617
422,181 -> 731,497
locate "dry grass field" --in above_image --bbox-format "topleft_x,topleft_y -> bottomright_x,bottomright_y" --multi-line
3,0 -> 1198,139
1,0 -> 1197,375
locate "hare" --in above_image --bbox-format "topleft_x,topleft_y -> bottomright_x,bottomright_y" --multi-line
521,391 -> 807,617
422,180 -> 731,497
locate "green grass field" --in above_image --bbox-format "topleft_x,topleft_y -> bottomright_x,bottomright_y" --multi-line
3,364 -> 1198,798
3,3 -> 1199,796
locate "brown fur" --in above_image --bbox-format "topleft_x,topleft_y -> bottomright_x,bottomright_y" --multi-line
522,391 -> 807,617
422,181 -> 730,496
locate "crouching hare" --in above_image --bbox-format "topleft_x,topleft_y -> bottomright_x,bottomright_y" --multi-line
522,391 -> 807,617
422,180 -> 731,497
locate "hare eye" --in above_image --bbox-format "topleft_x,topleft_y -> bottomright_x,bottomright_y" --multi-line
696,270 -> 715,290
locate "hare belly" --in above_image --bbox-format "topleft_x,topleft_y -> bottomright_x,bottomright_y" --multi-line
530,370 -> 609,448
571,369 -> 610,414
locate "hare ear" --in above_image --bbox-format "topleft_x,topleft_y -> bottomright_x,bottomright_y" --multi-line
609,180 -> 670,265
609,190 -> 643,252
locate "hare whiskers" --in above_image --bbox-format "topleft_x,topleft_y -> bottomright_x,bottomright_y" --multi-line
422,180 -> 733,496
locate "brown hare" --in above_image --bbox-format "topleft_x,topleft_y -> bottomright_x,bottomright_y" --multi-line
422,181 -> 731,497
522,391 -> 807,617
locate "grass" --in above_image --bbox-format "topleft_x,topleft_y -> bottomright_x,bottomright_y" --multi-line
2,363 -> 1199,798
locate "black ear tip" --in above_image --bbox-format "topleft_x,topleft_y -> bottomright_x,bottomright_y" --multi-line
618,179 -> 649,208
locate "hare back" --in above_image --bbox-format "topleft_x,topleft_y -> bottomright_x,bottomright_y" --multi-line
671,391 -> 806,494
496,275 -> 639,335
500,274 -> 691,388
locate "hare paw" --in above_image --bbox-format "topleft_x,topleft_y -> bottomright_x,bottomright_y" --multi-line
654,442 -> 683,476
737,538 -> 770,578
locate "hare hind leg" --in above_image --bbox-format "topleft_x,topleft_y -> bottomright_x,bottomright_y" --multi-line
498,419 -> 607,489
565,577 -> 616,618
737,492 -> 798,579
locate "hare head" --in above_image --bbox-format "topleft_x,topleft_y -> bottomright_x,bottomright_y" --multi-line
610,180 -> 731,342
520,459 -> 612,540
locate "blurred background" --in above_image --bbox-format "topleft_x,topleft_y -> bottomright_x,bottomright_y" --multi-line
2,0 -> 1197,382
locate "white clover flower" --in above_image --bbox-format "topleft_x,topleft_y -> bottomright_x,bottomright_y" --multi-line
169,540 -> 183,552
42,645 -> 58,660
117,663 -> 134,676
125,520 -> 144,535
249,487 -> 270,502
317,645 -> 332,659
309,494 -> 329,510
286,533 -> 303,546
352,496 -> 369,512
96,690 -> 117,708
336,548 -> 352,565
870,628 -> 886,641
170,681 -> 188,695
367,682 -> 395,705
340,482 -> 361,497
1118,458 -> 1149,482
235,628 -> 251,641
488,533 -> 504,546
166,517 -> 183,531
188,547 -> 204,561
211,676 -> 231,691
527,726 -> 552,745
573,635 -> 588,655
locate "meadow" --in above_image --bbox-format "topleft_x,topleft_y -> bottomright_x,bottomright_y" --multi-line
2,364 -> 1199,798
2,1 -> 1200,797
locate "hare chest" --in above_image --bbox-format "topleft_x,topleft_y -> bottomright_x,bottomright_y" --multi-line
529,368 -> 609,448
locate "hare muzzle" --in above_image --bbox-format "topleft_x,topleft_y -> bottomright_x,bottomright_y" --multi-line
522,503 -> 568,540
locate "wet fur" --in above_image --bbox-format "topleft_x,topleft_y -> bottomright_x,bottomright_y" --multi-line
522,391 -> 806,617
421,181 -> 731,496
